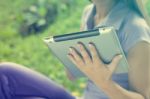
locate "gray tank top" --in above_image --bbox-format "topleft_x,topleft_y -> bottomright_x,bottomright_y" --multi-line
81,1 -> 150,99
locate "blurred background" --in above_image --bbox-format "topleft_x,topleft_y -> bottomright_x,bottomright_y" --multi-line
0,0 -> 150,97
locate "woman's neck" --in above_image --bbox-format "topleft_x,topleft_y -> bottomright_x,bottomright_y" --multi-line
92,0 -> 117,19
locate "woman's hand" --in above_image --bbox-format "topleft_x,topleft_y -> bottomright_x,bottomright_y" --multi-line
67,42 -> 123,86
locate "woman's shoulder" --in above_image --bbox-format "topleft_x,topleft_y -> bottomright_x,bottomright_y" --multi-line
120,10 -> 150,55
123,10 -> 150,32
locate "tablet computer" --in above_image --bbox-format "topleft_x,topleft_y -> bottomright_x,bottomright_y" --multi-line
44,26 -> 129,78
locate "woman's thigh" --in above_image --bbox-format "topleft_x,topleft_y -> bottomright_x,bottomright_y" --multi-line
0,62 -> 75,99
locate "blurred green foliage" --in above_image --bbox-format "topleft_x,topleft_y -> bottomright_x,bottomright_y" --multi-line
0,0 -> 150,97
0,0 -> 90,97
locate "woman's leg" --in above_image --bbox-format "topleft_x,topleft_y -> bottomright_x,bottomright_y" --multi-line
0,62 -> 75,99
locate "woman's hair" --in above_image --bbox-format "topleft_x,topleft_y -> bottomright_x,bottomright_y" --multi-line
125,0 -> 150,26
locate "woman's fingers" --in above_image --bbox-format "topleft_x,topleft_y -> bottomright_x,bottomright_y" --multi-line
67,53 -> 77,66
77,42 -> 92,65
89,42 -> 103,65
109,54 -> 123,73
68,47 -> 85,66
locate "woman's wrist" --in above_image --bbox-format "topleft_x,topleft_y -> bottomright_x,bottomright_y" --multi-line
94,80 -> 114,90
94,79 -> 115,94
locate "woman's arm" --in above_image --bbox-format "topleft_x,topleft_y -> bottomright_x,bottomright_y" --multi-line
67,41 -> 150,99
98,41 -> 150,99
128,41 -> 150,98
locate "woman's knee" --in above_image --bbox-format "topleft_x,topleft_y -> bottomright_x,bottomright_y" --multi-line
0,62 -> 21,74
0,62 -> 15,99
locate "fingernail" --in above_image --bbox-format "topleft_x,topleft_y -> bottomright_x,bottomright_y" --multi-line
77,43 -> 81,47
77,43 -> 83,49
119,55 -> 123,58
69,48 -> 73,52
89,43 -> 92,47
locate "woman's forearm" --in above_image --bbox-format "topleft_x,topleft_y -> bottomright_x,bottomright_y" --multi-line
95,80 -> 145,99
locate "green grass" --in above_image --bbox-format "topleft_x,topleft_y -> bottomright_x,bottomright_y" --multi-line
0,0 -> 90,96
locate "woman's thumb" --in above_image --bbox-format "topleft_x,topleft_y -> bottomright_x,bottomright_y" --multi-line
109,54 -> 123,73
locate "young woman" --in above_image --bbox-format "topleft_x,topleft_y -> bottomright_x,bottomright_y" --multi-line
0,0 -> 150,99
